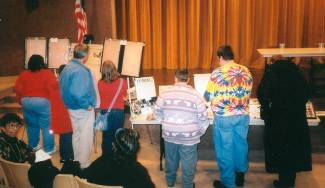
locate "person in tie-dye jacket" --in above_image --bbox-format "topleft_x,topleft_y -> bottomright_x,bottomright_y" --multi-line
204,45 -> 253,188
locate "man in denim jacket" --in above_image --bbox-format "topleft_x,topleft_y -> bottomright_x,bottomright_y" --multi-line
60,44 -> 97,168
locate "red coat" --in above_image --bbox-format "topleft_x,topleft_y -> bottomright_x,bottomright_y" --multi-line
15,69 -> 57,102
49,80 -> 72,134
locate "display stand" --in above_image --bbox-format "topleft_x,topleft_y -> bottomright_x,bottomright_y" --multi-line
25,37 -> 47,68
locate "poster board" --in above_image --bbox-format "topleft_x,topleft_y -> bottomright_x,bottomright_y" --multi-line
134,77 -> 156,100
69,43 -> 103,81
158,85 -> 174,95
25,37 -> 47,69
193,73 -> 211,96
101,39 -> 121,69
48,38 -> 70,69
122,41 -> 145,77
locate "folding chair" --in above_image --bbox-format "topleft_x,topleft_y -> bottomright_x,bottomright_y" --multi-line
0,157 -> 32,188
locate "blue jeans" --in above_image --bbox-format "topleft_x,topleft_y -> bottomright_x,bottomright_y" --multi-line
165,141 -> 197,188
21,97 -> 54,153
59,132 -> 74,161
101,109 -> 124,155
213,115 -> 249,188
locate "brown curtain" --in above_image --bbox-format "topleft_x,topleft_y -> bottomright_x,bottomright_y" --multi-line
116,0 -> 325,70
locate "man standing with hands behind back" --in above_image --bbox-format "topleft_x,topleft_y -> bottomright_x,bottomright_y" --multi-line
59,44 -> 97,168
204,45 -> 253,188
154,69 -> 209,188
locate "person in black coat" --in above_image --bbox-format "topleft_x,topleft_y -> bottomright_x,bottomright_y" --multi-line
257,58 -> 312,187
79,128 -> 155,188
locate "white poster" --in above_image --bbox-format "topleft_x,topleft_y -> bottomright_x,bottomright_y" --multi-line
134,77 -> 156,100
48,38 -> 70,69
122,41 -> 145,77
193,73 -> 211,96
69,43 -> 103,81
102,39 -> 121,69
25,37 -> 47,69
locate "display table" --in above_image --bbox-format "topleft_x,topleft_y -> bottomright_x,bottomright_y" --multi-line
257,48 -> 325,58
129,99 -> 320,170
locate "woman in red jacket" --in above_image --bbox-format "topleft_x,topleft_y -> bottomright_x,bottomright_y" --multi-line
15,55 -> 55,154
49,65 -> 74,163
98,61 -> 127,155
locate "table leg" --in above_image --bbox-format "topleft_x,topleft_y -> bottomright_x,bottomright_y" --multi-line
309,57 -> 315,96
145,124 -> 153,144
160,124 -> 165,171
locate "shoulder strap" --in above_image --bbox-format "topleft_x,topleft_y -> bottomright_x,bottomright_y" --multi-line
106,78 -> 123,112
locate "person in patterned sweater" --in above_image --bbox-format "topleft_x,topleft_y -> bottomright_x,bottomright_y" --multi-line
0,113 -> 35,163
204,45 -> 253,188
154,69 -> 209,188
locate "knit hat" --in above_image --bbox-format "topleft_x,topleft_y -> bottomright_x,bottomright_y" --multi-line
114,128 -> 140,155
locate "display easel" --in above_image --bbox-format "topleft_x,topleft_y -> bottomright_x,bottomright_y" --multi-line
25,37 -> 47,68
101,38 -> 145,119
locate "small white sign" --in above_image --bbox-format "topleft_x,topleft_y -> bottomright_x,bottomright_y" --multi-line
134,77 -> 156,100
193,73 -> 211,96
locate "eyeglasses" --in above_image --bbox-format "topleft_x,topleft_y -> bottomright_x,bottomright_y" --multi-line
6,122 -> 22,129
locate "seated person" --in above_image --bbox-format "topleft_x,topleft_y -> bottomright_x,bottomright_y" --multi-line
79,128 -> 155,188
0,113 -> 35,163
28,150 -> 60,188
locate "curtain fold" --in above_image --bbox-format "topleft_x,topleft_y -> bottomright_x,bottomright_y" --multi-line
116,0 -> 325,70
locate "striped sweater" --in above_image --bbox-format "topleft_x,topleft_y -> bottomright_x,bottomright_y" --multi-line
154,82 -> 209,145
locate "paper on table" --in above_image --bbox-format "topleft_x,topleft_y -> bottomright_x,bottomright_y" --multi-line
134,77 -> 156,100
193,73 -> 211,96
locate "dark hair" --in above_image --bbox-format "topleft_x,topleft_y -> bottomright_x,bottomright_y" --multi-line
0,113 -> 22,127
114,128 -> 140,157
28,55 -> 45,72
175,69 -> 189,82
83,34 -> 94,44
73,44 -> 89,59
101,60 -> 119,82
216,45 -> 234,60
58,64 -> 66,75
28,160 -> 59,188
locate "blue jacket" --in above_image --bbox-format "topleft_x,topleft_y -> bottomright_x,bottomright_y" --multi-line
59,59 -> 97,110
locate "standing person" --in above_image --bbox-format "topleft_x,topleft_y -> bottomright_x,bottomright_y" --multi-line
59,44 -> 97,168
257,59 -> 312,187
0,113 -> 35,163
15,55 -> 56,155
154,69 -> 209,188
49,64 -> 74,163
98,61 -> 127,155
204,45 -> 253,188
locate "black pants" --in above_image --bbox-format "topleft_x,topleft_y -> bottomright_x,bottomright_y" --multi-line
278,171 -> 296,186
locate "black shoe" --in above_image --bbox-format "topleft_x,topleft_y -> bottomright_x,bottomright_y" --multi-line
213,180 -> 229,188
235,172 -> 245,187
273,180 -> 294,188
167,182 -> 175,187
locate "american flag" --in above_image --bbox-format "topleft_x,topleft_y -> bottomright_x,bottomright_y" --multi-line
75,0 -> 87,43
